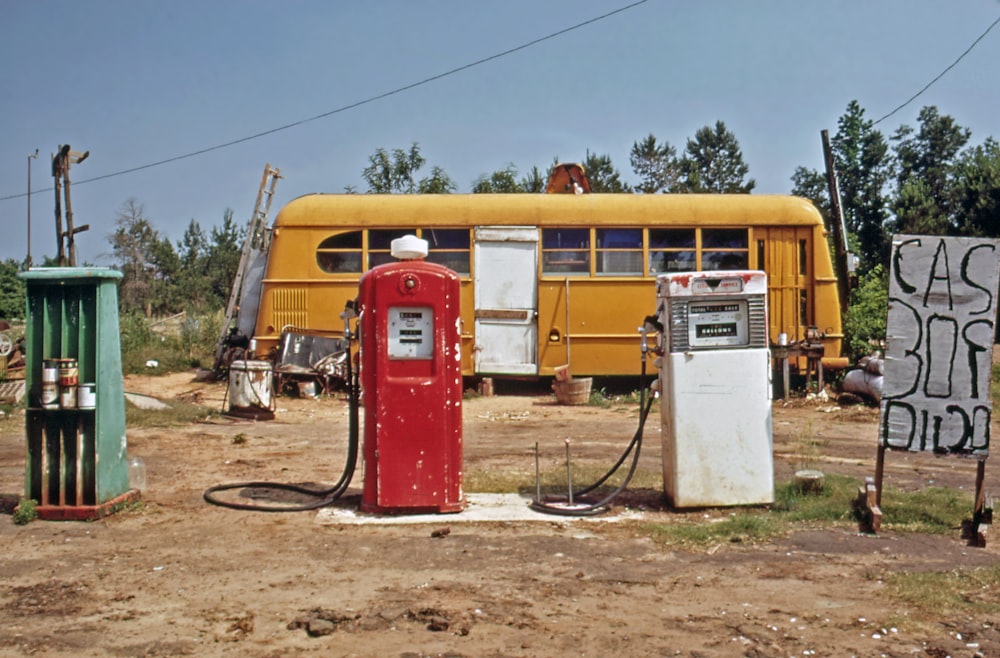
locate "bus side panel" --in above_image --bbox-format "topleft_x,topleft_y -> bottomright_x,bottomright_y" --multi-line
537,278 -> 651,377
255,281 -> 344,346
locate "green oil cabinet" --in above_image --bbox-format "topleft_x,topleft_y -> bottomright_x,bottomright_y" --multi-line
20,268 -> 138,520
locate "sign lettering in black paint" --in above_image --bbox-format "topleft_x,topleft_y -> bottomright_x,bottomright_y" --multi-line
880,235 -> 1000,457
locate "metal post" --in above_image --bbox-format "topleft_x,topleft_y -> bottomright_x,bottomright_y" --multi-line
821,129 -> 851,312
27,149 -> 38,267
565,438 -> 574,506
53,149 -> 65,266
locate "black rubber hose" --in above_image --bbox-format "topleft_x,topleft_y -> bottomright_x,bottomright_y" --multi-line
203,340 -> 360,512
529,387 -> 656,517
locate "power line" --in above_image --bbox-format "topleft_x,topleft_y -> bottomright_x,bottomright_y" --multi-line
1,1 -> 648,203
873,14 -> 1000,126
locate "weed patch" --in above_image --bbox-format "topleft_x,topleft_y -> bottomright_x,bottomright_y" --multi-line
125,399 -> 214,428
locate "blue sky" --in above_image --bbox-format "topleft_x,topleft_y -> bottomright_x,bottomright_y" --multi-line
2,1 -> 999,266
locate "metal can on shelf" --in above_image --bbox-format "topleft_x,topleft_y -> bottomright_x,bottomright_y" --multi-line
77,383 -> 96,409
42,359 -> 60,382
59,384 -> 77,409
41,382 -> 59,408
58,358 -> 79,387
41,359 -> 60,408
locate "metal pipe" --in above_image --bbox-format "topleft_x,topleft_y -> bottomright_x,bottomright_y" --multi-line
534,442 -> 541,503
565,438 -> 573,506
27,149 -> 38,267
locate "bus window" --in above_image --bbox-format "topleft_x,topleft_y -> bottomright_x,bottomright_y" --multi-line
369,229 -> 417,268
701,228 -> 749,271
542,228 -> 590,274
649,228 -> 695,273
317,231 -> 363,273
596,228 -> 642,275
424,228 -> 471,275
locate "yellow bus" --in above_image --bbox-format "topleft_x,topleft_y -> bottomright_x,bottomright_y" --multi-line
248,192 -> 844,379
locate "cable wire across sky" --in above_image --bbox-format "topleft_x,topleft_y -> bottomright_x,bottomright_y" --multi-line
3,1 -> 997,204
872,13 -> 1000,125
0,0 -> 649,203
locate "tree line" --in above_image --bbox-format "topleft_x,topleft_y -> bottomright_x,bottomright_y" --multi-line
1,101 -> 997,332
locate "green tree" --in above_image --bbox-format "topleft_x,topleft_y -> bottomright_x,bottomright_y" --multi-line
582,150 -> 630,193
362,143 -> 426,193
0,259 -> 26,321
417,166 -> 457,194
677,121 -> 755,193
472,164 -> 524,193
832,102 -> 892,272
790,102 -> 893,274
790,166 -> 830,214
147,235 -> 181,316
205,209 -> 244,307
842,264 -> 888,361
890,106 -> 970,235
951,137 -> 1000,238
520,166 -> 546,193
629,133 -> 679,193
174,220 -> 213,310
109,198 -> 162,316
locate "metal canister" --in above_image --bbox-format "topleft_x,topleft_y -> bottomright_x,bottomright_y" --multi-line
58,358 -> 79,387
59,384 -> 77,409
77,383 -> 96,409
41,360 -> 60,409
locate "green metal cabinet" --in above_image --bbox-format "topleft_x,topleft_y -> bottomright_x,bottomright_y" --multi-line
20,268 -> 137,520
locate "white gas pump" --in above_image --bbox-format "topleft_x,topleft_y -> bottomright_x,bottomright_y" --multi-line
654,271 -> 774,507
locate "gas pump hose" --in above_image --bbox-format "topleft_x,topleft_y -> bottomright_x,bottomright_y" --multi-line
203,329 -> 361,512
529,360 -> 657,517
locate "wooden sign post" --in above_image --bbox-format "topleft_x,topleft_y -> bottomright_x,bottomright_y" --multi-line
861,235 -> 1000,545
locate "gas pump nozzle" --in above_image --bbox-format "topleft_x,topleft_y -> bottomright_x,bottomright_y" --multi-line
641,314 -> 664,357
341,299 -> 358,339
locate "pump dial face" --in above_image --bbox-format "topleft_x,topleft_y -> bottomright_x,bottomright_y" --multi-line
387,306 -> 434,359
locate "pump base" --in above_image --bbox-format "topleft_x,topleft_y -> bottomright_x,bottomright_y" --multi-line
223,405 -> 275,421
33,489 -> 141,521
360,499 -> 465,516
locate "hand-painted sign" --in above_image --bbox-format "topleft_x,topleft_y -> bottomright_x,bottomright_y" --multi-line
880,235 -> 1000,457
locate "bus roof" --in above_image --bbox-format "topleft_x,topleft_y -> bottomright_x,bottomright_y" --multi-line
272,193 -> 825,229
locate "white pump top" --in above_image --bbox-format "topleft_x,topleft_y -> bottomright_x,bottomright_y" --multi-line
390,235 -> 429,260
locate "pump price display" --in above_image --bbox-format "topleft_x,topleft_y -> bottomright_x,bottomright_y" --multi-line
387,306 -> 434,359
695,322 -> 738,338
686,299 -> 749,348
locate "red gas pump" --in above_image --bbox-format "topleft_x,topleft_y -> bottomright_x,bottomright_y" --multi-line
358,236 -> 464,514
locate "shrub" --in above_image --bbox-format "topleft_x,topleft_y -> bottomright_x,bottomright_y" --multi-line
843,264 -> 888,362
13,498 -> 38,525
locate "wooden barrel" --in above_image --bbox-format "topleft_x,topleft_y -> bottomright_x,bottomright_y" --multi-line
553,377 -> 592,405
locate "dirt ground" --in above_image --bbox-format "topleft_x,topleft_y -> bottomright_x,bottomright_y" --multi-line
1,360 -> 999,658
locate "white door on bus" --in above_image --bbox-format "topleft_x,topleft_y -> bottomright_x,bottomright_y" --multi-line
473,227 -> 539,375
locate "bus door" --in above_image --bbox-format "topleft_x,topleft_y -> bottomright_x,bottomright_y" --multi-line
473,227 -> 539,375
756,226 -> 811,343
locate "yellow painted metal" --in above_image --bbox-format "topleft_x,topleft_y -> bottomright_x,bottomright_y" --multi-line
253,194 -> 843,377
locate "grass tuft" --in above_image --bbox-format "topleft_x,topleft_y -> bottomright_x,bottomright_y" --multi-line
886,564 -> 1000,616
125,398 -> 215,428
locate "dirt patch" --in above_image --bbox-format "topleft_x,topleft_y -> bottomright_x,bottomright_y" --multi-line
0,370 -> 998,657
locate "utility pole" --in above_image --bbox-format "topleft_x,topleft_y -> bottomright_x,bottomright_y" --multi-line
27,149 -> 38,268
821,129 -> 852,313
51,144 -> 90,266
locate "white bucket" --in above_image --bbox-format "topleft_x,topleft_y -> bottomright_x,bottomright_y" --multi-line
228,360 -> 273,411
